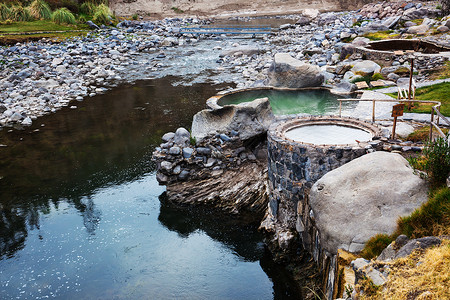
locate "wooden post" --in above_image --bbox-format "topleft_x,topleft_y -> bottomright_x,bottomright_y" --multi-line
392,116 -> 398,140
391,103 -> 405,140
408,58 -> 414,110
339,100 -> 342,117
372,100 -> 375,122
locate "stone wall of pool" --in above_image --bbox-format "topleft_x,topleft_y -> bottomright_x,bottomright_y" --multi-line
261,116 -> 383,299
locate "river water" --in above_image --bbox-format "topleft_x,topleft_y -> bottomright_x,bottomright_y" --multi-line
0,77 -> 302,299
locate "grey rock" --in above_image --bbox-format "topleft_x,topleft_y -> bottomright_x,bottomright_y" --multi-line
267,53 -> 324,88
296,16 -> 310,26
10,112 -> 24,121
169,146 -> 181,155
22,117 -> 32,126
407,24 -> 429,34
178,170 -> 189,180
330,81 -> 357,95
351,60 -> 381,77
395,237 -> 442,259
86,20 -> 100,30
309,152 -> 428,254
219,134 -> 231,142
437,25 -> 449,33
339,44 -> 355,60
191,97 -> 275,142
174,127 -> 190,146
160,161 -> 173,172
224,46 -> 260,57
173,165 -> 181,175
182,147 -> 194,159
204,158 -> 216,167
196,147 -> 211,156
162,132 -> 175,142
377,243 -> 396,262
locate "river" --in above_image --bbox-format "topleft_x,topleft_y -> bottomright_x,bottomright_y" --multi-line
0,77 -> 301,299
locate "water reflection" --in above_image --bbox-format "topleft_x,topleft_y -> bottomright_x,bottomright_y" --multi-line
0,77 -> 230,260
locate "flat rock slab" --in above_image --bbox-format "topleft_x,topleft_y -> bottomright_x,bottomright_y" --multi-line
309,152 -> 428,254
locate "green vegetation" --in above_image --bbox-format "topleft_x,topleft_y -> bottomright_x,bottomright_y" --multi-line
92,3 -> 111,25
410,134 -> 450,186
387,82 -> 450,116
80,2 -> 96,15
414,82 -> 450,116
29,0 -> 52,20
171,6 -> 184,13
363,30 -> 400,41
0,20 -> 85,32
397,187 -> 450,238
132,13 -> 138,20
360,234 -> 394,259
407,126 -> 449,143
361,136 -> 450,258
10,5 -> 33,22
360,186 -> 450,259
52,7 -> 76,25
0,3 -> 11,21
351,73 -> 385,84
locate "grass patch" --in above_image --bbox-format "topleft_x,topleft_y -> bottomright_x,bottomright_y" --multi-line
0,31 -> 88,44
92,3 -> 111,25
360,234 -> 394,259
0,20 -> 86,32
387,82 -> 450,116
29,0 -> 52,20
396,187 -> 450,238
414,82 -> 450,116
363,30 -> 400,41
171,6 -> 184,13
52,7 -> 76,25
407,126 -> 449,143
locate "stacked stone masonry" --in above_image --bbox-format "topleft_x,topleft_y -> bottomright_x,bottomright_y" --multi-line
266,116 -> 383,300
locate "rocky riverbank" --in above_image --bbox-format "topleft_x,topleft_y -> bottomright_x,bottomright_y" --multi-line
2,1 -> 450,129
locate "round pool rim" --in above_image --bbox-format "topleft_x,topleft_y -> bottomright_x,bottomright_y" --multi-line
270,116 -> 383,147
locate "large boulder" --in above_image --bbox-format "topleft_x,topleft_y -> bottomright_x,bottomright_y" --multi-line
191,97 -> 275,142
351,60 -> 381,77
309,152 -> 428,254
267,53 -> 324,88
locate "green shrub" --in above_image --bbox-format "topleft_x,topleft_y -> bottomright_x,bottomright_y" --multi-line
132,13 -> 138,20
29,0 -> 52,20
421,134 -> 450,186
360,234 -> 394,259
10,5 -> 33,22
92,3 -> 111,25
78,15 -> 86,24
52,7 -> 76,24
371,73 -> 384,81
396,187 -> 450,238
80,1 -> 96,15
0,3 -> 11,21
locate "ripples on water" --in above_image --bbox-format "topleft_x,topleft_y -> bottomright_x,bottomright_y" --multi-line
0,78 -> 301,299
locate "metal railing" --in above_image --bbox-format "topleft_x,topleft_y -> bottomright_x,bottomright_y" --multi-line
337,98 -> 448,142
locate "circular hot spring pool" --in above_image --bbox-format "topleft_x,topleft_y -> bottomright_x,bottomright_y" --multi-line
272,116 -> 382,147
284,124 -> 373,145
216,88 -> 353,115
